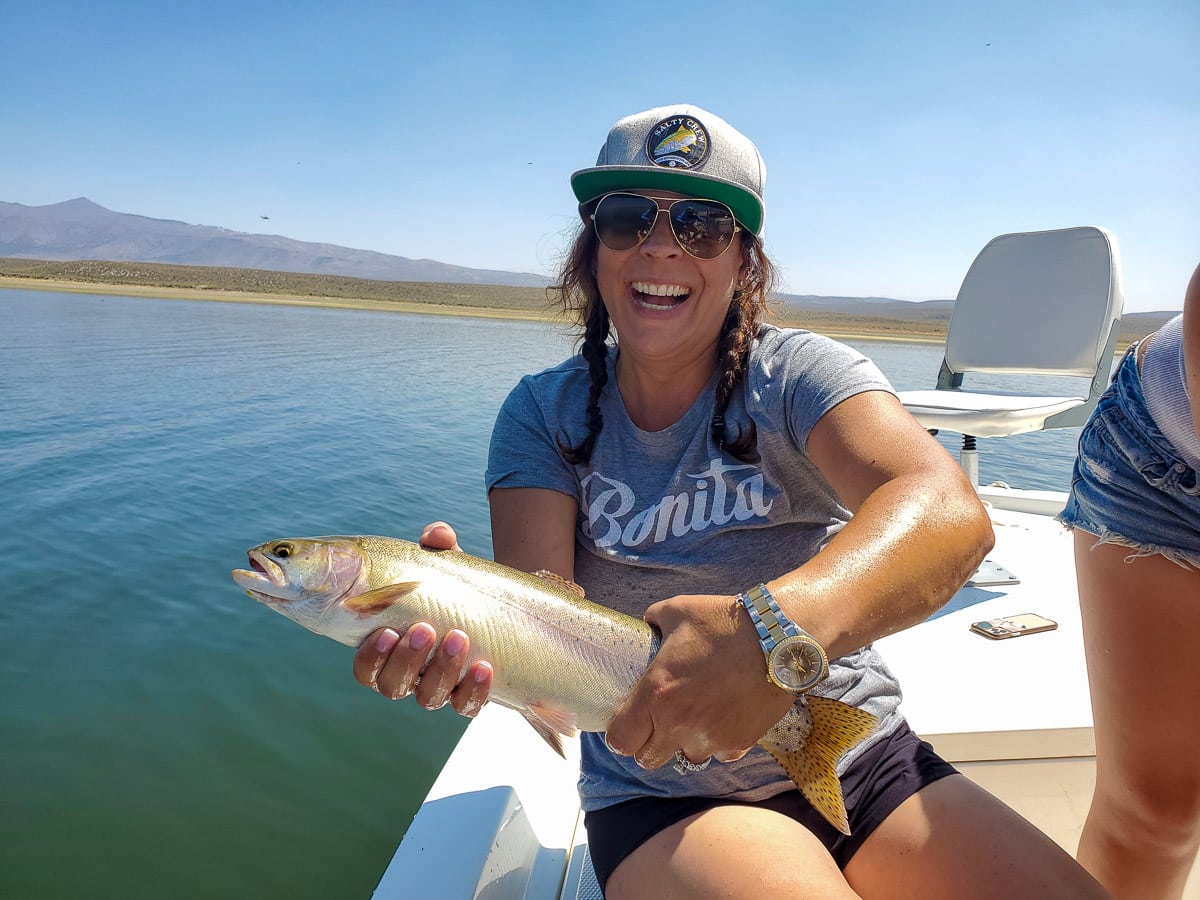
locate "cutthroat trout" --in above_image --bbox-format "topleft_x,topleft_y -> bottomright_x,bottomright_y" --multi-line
232,535 -> 879,833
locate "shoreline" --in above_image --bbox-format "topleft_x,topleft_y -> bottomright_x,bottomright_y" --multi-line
0,275 -> 948,345
0,275 -> 558,323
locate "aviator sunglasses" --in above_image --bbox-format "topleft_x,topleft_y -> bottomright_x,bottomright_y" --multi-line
589,192 -> 742,260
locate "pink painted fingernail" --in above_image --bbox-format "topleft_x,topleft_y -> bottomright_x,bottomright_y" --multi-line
420,522 -> 447,543
409,627 -> 432,651
375,629 -> 399,653
443,630 -> 466,657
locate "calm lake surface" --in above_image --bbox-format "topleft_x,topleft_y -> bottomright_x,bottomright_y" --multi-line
0,289 -> 1086,898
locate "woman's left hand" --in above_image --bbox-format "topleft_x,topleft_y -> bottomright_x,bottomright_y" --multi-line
603,593 -> 798,769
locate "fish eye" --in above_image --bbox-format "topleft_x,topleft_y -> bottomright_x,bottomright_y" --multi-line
273,541 -> 294,559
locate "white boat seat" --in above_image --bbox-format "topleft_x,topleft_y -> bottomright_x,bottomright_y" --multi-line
899,226 -> 1124,444
899,390 -> 1089,438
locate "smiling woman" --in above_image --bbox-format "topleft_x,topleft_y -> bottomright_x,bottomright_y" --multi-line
350,104 -> 1112,900
550,110 -> 778,461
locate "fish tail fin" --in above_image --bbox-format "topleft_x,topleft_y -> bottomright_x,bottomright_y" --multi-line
760,696 -> 880,835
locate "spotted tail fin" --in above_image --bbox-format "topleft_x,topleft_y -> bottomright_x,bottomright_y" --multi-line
759,695 -> 880,835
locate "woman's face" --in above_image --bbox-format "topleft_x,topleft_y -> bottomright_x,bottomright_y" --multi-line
593,190 -> 748,366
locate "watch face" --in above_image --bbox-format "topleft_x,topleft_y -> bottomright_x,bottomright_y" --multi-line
769,637 -> 827,692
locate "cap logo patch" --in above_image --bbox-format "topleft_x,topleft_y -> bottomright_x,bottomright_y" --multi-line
645,115 -> 710,170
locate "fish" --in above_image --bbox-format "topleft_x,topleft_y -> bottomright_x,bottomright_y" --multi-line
231,535 -> 880,834
652,125 -> 697,157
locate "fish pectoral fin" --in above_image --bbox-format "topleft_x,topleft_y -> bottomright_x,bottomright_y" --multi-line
342,582 -> 421,617
520,702 -> 579,758
759,696 -> 880,836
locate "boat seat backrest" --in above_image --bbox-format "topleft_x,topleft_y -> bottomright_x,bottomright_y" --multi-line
898,226 -> 1125,451
939,226 -> 1122,386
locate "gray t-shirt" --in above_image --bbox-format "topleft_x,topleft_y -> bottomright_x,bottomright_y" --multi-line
486,324 -> 906,810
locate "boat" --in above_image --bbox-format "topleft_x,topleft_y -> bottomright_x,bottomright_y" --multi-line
371,228 -> 1200,899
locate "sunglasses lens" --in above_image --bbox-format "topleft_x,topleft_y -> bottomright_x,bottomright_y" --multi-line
593,194 -> 658,252
591,193 -> 739,259
669,200 -> 737,259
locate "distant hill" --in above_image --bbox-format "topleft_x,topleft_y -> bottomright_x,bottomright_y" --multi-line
777,293 -> 955,321
0,198 -> 548,288
773,291 -> 1173,346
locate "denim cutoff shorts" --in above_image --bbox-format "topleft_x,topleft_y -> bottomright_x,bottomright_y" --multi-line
1059,346 -> 1200,569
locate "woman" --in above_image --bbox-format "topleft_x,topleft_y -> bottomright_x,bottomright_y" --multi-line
1060,263 -> 1200,900
354,105 -> 1109,898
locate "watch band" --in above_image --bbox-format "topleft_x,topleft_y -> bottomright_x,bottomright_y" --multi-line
739,583 -> 830,693
742,583 -> 798,653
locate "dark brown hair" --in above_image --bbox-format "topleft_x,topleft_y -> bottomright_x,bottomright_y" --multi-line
548,217 -> 777,464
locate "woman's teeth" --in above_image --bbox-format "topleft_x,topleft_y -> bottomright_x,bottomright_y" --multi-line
632,282 -> 690,309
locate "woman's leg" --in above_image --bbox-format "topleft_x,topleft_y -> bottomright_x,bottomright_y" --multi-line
844,773 -> 1110,898
1075,534 -> 1200,900
605,804 -> 860,900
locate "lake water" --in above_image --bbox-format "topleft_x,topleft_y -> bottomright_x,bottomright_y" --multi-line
0,289 -> 1087,897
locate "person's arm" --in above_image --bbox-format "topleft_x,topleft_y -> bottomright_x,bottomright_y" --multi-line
1183,263 -> 1200,437
605,390 -> 994,769
488,486 -> 579,580
771,389 -> 994,657
352,370 -> 577,715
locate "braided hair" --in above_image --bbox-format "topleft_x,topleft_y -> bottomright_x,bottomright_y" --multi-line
548,216 -> 777,465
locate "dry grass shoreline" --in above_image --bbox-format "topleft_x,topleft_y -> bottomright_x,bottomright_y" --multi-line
1,255 -> 1158,348
0,275 -> 558,323
2,252 -> 1161,350
0,272 -> 948,344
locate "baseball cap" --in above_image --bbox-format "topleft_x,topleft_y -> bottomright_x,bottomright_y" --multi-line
571,104 -> 766,236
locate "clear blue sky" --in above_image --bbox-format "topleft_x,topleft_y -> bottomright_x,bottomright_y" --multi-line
2,1 -> 1196,311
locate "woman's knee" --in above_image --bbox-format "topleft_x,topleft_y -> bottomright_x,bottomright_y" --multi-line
1093,769 -> 1200,848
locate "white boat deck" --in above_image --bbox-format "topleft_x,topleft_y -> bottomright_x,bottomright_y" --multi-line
881,486 -> 1095,757
373,486 -> 1199,899
875,486 -> 1098,855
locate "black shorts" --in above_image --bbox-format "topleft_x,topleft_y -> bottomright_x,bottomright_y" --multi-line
583,721 -> 957,892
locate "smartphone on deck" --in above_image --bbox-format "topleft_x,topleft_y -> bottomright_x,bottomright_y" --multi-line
969,613 -> 1058,640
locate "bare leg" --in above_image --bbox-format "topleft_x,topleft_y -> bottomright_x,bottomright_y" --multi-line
1075,533 -> 1200,899
605,805 -> 861,900
845,774 -> 1110,899
607,774 -> 1108,900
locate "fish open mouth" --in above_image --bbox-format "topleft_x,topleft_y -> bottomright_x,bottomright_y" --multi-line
231,550 -> 287,599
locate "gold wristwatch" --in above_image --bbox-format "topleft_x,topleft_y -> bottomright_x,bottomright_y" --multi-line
738,583 -> 828,693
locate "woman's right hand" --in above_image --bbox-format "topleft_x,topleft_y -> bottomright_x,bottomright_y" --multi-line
351,521 -> 494,717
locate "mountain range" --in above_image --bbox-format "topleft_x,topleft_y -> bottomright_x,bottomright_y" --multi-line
0,198 -> 548,288
0,197 -> 963,315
